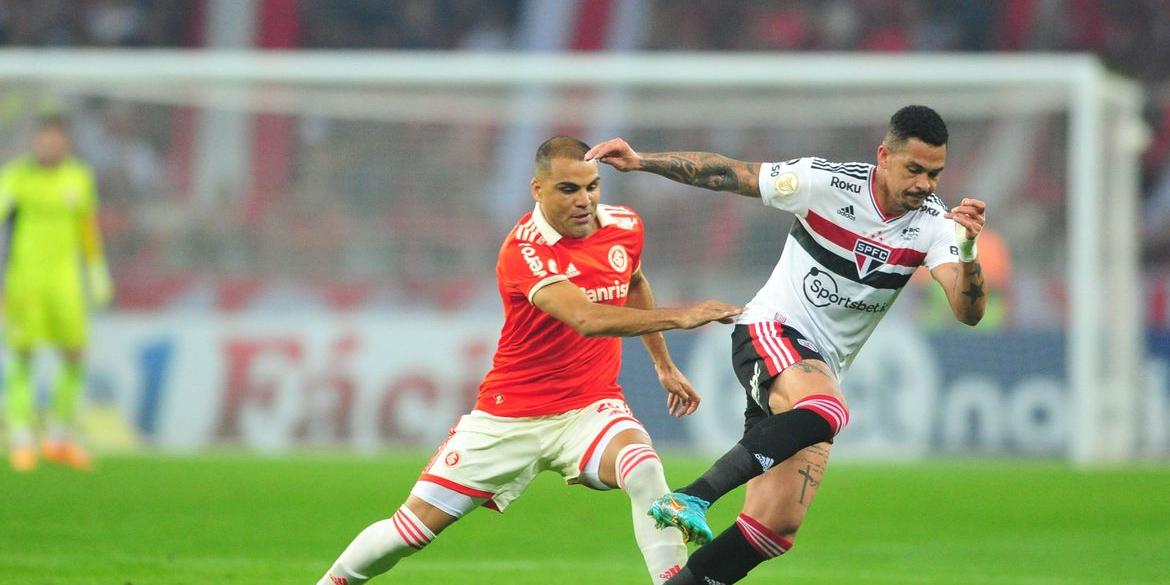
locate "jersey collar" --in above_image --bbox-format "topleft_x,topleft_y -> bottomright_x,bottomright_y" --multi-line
531,203 -> 616,245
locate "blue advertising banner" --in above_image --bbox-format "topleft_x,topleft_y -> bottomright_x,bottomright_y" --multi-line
623,328 -> 1170,457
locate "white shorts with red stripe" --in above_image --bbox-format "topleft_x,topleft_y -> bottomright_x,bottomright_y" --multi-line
411,398 -> 646,516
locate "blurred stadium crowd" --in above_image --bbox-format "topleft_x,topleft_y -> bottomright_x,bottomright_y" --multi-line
0,0 -> 1168,328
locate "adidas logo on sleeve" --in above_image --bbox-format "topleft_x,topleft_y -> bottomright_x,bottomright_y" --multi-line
753,453 -> 775,471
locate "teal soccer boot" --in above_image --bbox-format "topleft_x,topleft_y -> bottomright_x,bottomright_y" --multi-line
648,492 -> 714,545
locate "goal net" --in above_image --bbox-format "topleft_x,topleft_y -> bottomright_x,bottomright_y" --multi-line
0,51 -> 1152,462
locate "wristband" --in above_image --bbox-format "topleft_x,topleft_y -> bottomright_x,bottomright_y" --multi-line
954,223 -> 978,262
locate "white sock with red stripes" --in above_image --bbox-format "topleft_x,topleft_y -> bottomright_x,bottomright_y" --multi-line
317,507 -> 435,585
616,443 -> 687,584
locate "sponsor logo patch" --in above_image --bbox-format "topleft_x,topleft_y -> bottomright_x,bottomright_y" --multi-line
830,176 -> 862,194
596,400 -> 633,416
773,171 -> 800,197
518,243 -> 547,277
581,280 -> 630,303
802,267 -> 890,313
836,205 -> 855,221
918,204 -> 940,217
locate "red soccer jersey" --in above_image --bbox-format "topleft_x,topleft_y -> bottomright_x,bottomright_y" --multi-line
476,203 -> 645,417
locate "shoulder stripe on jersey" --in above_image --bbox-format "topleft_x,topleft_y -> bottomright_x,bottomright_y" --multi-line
790,223 -> 912,290
601,203 -> 635,214
805,211 -> 926,267
515,221 -> 540,243
812,167 -> 869,182
835,162 -> 872,174
811,160 -> 870,181
924,194 -> 948,212
811,158 -> 871,171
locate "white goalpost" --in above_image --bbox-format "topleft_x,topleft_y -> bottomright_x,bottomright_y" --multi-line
0,50 -> 1147,463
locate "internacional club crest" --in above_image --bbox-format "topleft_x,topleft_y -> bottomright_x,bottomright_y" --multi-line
608,245 -> 628,271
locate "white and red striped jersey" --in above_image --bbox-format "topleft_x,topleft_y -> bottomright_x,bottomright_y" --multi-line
742,157 -> 962,375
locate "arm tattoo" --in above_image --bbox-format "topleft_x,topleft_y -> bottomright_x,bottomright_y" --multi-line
960,261 -> 986,304
961,282 -> 985,303
638,152 -> 760,197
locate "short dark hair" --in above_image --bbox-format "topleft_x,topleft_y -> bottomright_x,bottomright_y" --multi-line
535,136 -> 591,176
885,105 -> 947,148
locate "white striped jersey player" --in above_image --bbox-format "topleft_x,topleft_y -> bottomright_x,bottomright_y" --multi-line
739,156 -> 963,376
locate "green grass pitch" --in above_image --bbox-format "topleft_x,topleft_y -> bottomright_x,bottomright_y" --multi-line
1,453 -> 1168,584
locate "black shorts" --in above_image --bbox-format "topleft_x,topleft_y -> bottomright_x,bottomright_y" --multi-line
731,322 -> 827,437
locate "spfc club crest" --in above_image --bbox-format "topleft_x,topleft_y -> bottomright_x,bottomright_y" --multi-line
853,239 -> 891,279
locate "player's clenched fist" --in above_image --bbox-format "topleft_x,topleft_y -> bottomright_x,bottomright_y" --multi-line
945,197 -> 987,262
946,197 -> 987,239
679,300 -> 743,329
584,138 -> 641,171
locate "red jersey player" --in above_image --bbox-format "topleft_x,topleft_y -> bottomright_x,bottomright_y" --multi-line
318,136 -> 743,585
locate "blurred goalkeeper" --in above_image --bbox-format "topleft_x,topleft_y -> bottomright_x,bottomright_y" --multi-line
2,115 -> 112,472
317,136 -> 742,585
586,105 -> 987,584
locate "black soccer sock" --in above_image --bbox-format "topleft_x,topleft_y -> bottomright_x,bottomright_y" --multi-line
661,567 -> 701,585
664,520 -> 769,585
676,444 -> 757,504
678,408 -> 832,504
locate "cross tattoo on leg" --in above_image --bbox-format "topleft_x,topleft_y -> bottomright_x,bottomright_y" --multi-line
798,464 -> 819,505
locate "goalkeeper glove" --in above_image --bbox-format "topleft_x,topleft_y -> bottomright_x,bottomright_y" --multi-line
87,259 -> 113,308
954,222 -> 978,263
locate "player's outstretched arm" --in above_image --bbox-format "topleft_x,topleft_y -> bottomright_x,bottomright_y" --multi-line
532,280 -> 742,339
626,268 -> 702,416
932,197 -> 988,326
585,138 -> 763,198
